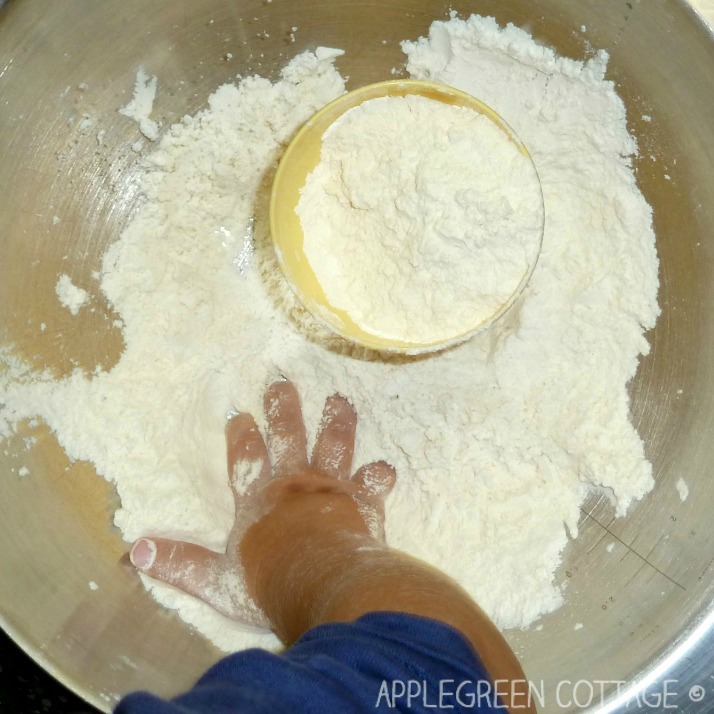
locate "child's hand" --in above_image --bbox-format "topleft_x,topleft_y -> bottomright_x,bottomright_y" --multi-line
129,379 -> 396,628
129,381 -> 531,712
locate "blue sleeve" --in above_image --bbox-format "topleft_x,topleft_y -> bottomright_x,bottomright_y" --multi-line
116,612 -> 503,713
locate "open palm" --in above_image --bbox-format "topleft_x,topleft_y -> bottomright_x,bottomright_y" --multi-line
129,379 -> 396,628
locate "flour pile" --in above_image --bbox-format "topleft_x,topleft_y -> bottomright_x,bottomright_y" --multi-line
0,15 -> 659,652
298,94 -> 543,344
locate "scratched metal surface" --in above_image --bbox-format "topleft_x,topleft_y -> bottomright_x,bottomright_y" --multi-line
0,0 -> 713,712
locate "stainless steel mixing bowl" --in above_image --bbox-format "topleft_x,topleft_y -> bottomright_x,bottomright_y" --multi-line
1,1 -> 713,712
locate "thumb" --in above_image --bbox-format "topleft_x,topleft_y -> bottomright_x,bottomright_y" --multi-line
130,537 -> 223,602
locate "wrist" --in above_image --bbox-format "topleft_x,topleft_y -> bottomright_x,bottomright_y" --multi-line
240,498 -> 383,642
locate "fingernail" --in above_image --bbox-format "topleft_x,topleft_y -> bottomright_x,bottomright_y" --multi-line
130,539 -> 156,570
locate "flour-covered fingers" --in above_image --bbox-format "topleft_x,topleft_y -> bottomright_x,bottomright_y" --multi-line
264,380 -> 309,477
312,394 -> 357,479
352,460 -> 397,499
130,537 -> 223,601
352,461 -> 396,540
129,537 -> 266,626
226,413 -> 271,500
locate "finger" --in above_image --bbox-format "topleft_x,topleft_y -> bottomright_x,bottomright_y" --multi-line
226,413 -> 270,498
130,538 -> 267,627
264,380 -> 308,477
312,394 -> 357,479
130,537 -> 223,603
353,461 -> 397,498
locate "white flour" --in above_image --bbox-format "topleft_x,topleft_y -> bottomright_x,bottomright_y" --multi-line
299,94 -> 543,343
676,477 -> 689,502
55,274 -> 89,315
0,14 -> 659,652
119,67 -> 159,141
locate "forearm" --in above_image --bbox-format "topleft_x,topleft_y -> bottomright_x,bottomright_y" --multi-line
241,502 -> 534,714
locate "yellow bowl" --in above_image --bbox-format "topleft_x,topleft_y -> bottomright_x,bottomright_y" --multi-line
270,80 -> 544,354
